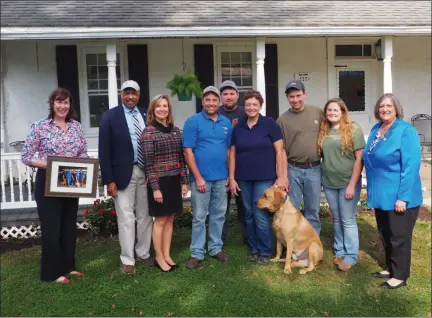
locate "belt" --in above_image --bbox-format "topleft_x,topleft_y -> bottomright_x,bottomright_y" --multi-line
288,160 -> 321,169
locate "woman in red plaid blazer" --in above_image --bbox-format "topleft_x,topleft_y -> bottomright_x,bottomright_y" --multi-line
139,94 -> 189,272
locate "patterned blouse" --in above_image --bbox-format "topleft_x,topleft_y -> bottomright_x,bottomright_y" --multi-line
21,118 -> 88,166
139,121 -> 189,191
367,131 -> 383,155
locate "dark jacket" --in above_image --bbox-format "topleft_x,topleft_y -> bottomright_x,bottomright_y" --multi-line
98,105 -> 146,190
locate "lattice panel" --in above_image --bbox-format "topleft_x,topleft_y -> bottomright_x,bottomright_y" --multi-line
1,222 -> 89,239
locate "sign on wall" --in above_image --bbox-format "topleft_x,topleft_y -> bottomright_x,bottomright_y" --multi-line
294,72 -> 311,82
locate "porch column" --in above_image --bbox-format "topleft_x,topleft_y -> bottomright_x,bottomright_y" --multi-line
382,36 -> 393,93
256,37 -> 266,115
106,42 -> 118,109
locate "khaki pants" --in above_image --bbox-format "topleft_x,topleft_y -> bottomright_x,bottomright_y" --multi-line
114,166 -> 153,265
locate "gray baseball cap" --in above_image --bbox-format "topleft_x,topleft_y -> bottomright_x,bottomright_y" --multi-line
202,86 -> 221,99
285,80 -> 305,93
219,80 -> 238,92
121,80 -> 140,92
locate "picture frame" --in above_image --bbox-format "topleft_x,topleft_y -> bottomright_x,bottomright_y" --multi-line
45,156 -> 99,198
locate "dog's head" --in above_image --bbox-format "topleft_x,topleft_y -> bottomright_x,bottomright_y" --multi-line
256,187 -> 288,213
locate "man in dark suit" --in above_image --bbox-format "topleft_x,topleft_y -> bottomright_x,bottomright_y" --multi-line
99,80 -> 154,274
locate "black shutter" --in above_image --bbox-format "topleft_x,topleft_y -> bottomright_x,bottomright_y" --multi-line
265,44 -> 279,120
127,44 -> 150,111
56,45 -> 81,121
194,44 -> 214,113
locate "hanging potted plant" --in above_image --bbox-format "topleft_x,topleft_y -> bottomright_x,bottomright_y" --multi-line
166,70 -> 203,101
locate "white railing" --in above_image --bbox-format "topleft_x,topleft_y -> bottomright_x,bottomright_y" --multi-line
0,149 -> 108,210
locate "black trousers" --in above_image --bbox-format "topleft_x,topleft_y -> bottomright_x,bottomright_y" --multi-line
222,191 -> 248,244
375,206 -> 419,281
35,169 -> 79,281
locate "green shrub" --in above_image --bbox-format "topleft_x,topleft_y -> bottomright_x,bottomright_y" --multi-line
174,205 -> 193,228
84,198 -> 118,237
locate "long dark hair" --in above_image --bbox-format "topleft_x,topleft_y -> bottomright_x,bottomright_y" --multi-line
48,88 -> 77,121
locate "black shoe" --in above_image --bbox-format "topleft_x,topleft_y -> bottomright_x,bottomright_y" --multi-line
167,263 -> 180,269
371,271 -> 391,279
155,263 -> 174,272
380,281 -> 407,289
248,253 -> 260,262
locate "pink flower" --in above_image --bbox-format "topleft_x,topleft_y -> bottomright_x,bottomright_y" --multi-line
99,209 -> 105,215
112,210 -> 117,216
84,208 -> 90,217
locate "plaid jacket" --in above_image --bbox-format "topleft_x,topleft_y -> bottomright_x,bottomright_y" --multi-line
139,124 -> 189,191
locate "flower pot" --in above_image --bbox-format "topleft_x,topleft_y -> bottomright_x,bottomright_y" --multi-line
177,94 -> 192,101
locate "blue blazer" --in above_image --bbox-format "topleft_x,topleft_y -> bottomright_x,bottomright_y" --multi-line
98,105 -> 147,190
363,119 -> 422,210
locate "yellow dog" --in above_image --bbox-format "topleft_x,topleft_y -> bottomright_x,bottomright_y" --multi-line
257,187 -> 323,274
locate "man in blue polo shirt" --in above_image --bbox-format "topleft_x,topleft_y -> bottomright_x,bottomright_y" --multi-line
183,86 -> 232,269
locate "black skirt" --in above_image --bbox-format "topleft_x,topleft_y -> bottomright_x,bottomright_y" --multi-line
147,174 -> 183,217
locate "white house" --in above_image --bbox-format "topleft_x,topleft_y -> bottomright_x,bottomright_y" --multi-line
0,0 -> 431,209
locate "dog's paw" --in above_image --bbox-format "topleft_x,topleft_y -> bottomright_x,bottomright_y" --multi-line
283,267 -> 292,274
299,269 -> 308,275
270,257 -> 280,262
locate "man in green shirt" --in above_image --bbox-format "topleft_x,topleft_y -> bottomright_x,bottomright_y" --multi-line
277,80 -> 323,235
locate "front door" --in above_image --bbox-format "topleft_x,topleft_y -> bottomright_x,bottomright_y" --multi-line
334,62 -> 375,133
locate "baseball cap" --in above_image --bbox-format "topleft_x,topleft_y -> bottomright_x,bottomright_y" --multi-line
285,80 -> 305,93
202,86 -> 221,99
219,80 -> 238,93
121,80 -> 140,92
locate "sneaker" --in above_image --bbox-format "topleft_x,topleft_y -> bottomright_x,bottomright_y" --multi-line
333,256 -> 343,266
120,263 -> 136,274
212,251 -> 231,263
256,256 -> 270,265
185,257 -> 201,270
248,253 -> 260,262
337,260 -> 353,272
136,256 -> 156,266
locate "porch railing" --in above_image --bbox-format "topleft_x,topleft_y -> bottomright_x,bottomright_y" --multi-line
1,149 -> 106,210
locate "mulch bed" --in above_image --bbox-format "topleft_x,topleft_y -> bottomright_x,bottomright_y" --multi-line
1,207 -> 430,254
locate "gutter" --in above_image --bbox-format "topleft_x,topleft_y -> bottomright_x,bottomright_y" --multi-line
1,26 -> 431,40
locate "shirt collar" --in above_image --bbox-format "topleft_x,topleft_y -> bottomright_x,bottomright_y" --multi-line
123,104 -> 138,113
201,110 -> 222,122
239,114 -> 264,127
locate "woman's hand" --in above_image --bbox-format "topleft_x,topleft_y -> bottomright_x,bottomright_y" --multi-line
153,190 -> 163,204
274,177 -> 288,191
228,179 -> 241,196
181,184 -> 189,198
395,200 -> 406,213
345,184 -> 355,200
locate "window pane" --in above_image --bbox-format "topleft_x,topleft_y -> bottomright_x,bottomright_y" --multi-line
99,80 -> 108,90
230,52 -> 241,63
97,54 -> 106,65
87,66 -> 97,79
86,54 -> 97,65
338,70 -> 365,112
221,52 -> 230,64
221,64 -> 231,76
335,45 -> 363,57
87,80 -> 98,90
240,64 -> 252,76
98,66 -> 108,79
89,95 -> 109,127
241,52 -> 252,63
363,45 -> 372,56
242,77 -> 252,86
231,77 -> 242,86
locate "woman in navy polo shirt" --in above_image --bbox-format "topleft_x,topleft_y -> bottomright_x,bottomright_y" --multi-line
228,90 -> 286,264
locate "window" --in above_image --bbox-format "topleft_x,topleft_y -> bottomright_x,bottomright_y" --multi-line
82,50 -> 123,129
337,70 -> 366,112
220,51 -> 254,102
335,44 -> 373,58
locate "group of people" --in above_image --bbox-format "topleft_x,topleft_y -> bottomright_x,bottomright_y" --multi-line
59,169 -> 87,187
21,77 -> 422,290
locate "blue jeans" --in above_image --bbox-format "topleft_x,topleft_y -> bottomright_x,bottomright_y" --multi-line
239,180 -> 274,257
190,180 -> 227,260
323,181 -> 361,265
288,164 -> 322,235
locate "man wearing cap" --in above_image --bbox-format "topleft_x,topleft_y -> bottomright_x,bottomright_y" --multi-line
183,86 -> 233,269
99,80 -> 154,274
218,80 -> 248,246
276,80 -> 323,235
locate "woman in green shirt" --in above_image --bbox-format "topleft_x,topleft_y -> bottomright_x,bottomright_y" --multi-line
317,98 -> 365,272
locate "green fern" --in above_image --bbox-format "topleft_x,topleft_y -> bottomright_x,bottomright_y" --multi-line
166,70 -> 203,98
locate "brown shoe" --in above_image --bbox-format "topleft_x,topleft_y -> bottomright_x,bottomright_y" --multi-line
333,256 -> 343,266
337,260 -> 353,272
137,256 -> 156,266
185,257 -> 201,270
120,263 -> 136,274
212,251 -> 230,263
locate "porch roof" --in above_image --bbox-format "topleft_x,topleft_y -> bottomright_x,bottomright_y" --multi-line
1,0 -> 431,40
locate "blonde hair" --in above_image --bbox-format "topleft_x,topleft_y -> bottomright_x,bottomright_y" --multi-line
317,98 -> 354,156
147,94 -> 174,125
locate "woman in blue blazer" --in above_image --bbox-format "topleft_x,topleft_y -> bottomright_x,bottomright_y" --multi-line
363,93 -> 422,289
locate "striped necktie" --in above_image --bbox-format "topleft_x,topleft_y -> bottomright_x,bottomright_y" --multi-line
131,110 -> 145,169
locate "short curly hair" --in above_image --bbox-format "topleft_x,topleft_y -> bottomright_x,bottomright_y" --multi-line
374,93 -> 404,121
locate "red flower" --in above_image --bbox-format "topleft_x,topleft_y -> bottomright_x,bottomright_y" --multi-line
362,193 -> 367,199
84,208 -> 90,217
99,209 -> 105,215
94,199 -> 100,205
112,210 -> 117,216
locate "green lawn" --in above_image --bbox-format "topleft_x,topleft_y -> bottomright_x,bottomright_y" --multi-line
1,214 -> 431,317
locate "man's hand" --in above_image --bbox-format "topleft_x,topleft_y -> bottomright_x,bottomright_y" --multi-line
195,177 -> 207,193
395,200 -> 407,213
274,177 -> 289,191
228,178 -> 241,196
153,190 -> 163,204
181,184 -> 189,197
107,182 -> 117,197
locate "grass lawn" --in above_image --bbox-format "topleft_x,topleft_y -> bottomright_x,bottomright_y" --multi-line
1,214 -> 431,317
